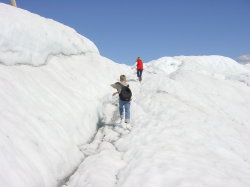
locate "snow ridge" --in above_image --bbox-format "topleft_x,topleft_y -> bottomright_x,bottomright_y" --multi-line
146,55 -> 250,86
0,3 -> 99,66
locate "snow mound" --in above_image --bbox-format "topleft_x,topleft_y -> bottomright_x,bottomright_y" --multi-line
145,57 -> 183,75
147,55 -> 250,86
176,56 -> 248,76
0,3 -> 99,66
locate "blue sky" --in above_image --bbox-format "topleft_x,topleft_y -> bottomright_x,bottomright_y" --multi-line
2,0 -> 250,65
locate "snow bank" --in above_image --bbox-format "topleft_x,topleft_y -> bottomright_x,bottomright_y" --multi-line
113,56 -> 250,187
62,55 -> 250,187
0,54 -> 131,187
0,4 -> 131,187
0,3 -> 99,66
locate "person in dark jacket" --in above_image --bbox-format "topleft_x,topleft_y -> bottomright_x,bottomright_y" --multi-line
111,75 -> 131,123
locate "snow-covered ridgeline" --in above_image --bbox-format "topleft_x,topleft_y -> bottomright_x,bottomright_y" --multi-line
0,3 -> 98,66
146,56 -> 250,86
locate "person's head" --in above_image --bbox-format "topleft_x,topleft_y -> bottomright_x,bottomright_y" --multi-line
137,57 -> 141,60
120,75 -> 126,82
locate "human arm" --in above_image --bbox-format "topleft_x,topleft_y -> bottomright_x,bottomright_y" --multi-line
110,84 -> 116,88
111,83 -> 120,96
112,92 -> 118,96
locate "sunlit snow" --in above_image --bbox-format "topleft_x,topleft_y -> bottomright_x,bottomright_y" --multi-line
1,3 -> 250,187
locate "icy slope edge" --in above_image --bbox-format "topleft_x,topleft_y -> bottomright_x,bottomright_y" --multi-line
0,3 -> 99,66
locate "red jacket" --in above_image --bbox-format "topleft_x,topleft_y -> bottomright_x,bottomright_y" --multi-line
136,59 -> 143,70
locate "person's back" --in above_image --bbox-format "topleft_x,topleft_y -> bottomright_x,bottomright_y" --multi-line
111,75 -> 131,124
118,82 -> 132,101
136,58 -> 143,70
136,57 -> 144,81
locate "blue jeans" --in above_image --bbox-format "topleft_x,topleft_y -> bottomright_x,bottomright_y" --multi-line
119,100 -> 131,122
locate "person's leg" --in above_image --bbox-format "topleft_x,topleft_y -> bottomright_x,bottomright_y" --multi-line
119,100 -> 124,120
140,70 -> 143,81
137,69 -> 140,78
124,101 -> 131,123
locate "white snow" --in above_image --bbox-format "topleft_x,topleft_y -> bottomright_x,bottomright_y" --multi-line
1,3 -> 250,187
0,3 -> 98,66
236,55 -> 250,65
245,63 -> 250,70
64,57 -> 250,187
0,3 -> 129,187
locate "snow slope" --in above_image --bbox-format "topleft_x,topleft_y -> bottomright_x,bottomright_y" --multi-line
115,57 -> 250,187
1,3 -> 250,187
0,3 -> 98,66
0,4 -> 130,187
245,63 -> 250,70
64,57 -> 250,187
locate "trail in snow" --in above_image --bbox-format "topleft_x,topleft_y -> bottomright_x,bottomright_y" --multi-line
61,73 -> 142,187
62,61 -> 250,187
61,69 -> 172,187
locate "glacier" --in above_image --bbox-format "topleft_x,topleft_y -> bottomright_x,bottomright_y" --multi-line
1,3 -> 250,187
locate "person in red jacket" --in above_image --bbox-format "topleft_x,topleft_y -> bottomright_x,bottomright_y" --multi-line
136,57 -> 144,82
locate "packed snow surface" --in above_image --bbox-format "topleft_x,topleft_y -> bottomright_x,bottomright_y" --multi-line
1,3 -> 250,187
64,56 -> 250,187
